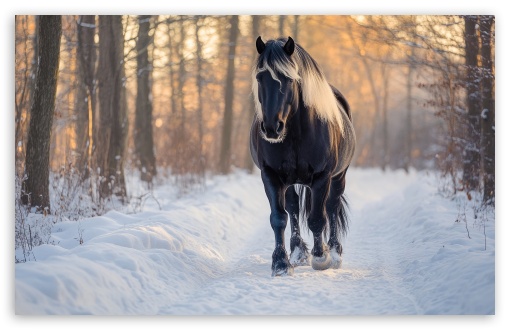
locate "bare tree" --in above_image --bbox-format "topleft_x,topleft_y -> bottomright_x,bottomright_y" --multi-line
22,15 -> 62,211
405,45 -> 416,173
381,63 -> 390,170
194,15 -> 207,176
243,15 -> 262,172
279,15 -> 286,36
15,16 -> 38,173
178,16 -> 186,126
480,16 -> 495,204
75,15 -> 96,178
135,15 -> 157,183
461,15 -> 481,191
293,15 -> 300,40
167,20 -> 177,115
218,15 -> 239,174
95,15 -> 128,201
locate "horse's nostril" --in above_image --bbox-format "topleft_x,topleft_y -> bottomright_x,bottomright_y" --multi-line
276,121 -> 284,134
260,121 -> 267,134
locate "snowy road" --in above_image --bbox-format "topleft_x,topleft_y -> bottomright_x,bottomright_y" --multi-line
159,171 -> 423,315
15,169 -> 495,315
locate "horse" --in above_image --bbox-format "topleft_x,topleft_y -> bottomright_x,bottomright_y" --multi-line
250,36 -> 356,276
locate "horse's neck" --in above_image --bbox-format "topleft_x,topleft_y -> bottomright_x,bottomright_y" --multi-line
287,95 -> 313,140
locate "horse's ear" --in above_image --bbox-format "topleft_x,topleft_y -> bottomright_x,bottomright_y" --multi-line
283,36 -> 295,56
256,36 -> 265,54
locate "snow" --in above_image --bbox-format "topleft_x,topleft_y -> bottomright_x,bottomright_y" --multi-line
14,168 -> 495,316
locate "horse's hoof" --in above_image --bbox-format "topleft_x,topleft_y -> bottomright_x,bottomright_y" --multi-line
272,246 -> 294,276
311,251 -> 332,270
272,258 -> 294,276
328,241 -> 343,269
272,265 -> 294,277
330,249 -> 342,269
289,246 -> 311,267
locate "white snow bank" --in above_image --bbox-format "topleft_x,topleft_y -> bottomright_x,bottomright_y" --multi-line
16,171 -> 268,314
14,169 -> 495,315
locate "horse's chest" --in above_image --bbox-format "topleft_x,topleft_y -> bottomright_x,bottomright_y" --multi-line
267,145 -> 320,185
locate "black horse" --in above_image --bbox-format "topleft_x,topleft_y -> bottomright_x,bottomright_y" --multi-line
250,36 -> 356,276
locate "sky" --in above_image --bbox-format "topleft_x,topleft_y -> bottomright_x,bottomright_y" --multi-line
4,0 -> 509,328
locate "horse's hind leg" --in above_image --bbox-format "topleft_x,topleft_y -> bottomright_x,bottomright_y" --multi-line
326,172 -> 348,269
285,186 -> 310,266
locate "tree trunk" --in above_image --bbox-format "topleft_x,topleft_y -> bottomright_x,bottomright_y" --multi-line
178,16 -> 186,127
381,64 -> 390,171
75,15 -> 96,179
218,15 -> 239,174
279,16 -> 285,37
135,15 -> 157,183
405,53 -> 415,173
96,15 -> 127,201
22,15 -> 62,211
243,15 -> 262,172
167,21 -> 177,115
195,16 -> 206,174
462,15 -> 481,191
293,15 -> 300,40
480,15 -> 495,204
15,16 -> 37,170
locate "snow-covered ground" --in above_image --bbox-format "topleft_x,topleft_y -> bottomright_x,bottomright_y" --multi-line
14,168 -> 495,316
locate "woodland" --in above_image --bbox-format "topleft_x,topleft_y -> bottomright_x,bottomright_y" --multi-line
14,15 -> 495,215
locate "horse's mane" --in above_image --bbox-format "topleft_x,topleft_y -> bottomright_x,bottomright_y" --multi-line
252,38 -> 345,135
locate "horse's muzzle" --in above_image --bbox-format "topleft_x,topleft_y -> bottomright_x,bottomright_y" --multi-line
261,120 -> 285,140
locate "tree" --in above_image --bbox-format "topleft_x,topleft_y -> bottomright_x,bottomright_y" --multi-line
95,15 -> 128,200
194,15 -> 206,176
405,44 -> 416,172
243,15 -> 262,172
75,15 -> 96,178
292,15 -> 300,40
135,15 -> 157,183
15,16 -> 38,174
178,16 -> 186,125
167,19 -> 178,115
480,15 -> 495,204
279,15 -> 286,36
462,15 -> 481,191
218,15 -> 239,174
381,63 -> 390,170
22,15 -> 62,211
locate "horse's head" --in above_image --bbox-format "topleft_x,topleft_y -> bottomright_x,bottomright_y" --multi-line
253,36 -> 298,143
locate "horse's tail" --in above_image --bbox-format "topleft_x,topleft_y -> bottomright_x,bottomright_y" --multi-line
296,183 -> 349,240
296,184 -> 311,232
337,194 -> 349,237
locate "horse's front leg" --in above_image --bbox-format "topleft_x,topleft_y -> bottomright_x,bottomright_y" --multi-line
261,168 -> 293,276
286,186 -> 310,266
308,171 -> 333,270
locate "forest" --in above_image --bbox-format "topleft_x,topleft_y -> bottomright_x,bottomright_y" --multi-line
14,15 -> 495,221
